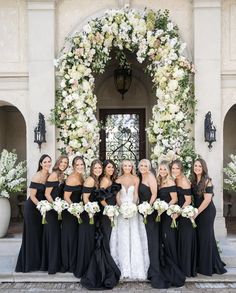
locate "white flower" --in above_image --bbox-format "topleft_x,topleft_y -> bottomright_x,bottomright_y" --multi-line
167,22 -> 174,31
168,79 -> 178,92
119,202 -> 137,219
175,111 -> 185,121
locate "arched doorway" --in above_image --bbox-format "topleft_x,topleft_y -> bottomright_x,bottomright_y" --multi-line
223,104 -> 236,235
95,54 -> 155,167
0,101 -> 26,235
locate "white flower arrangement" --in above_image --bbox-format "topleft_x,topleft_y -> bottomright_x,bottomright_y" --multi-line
138,201 -> 154,224
103,205 -> 119,227
166,204 -> 181,228
52,197 -> 69,220
0,149 -> 27,198
153,198 -> 169,222
67,202 -> 84,224
181,205 -> 198,228
84,201 -> 100,224
52,7 -> 196,168
36,200 -> 53,224
119,202 -> 138,219
224,154 -> 236,192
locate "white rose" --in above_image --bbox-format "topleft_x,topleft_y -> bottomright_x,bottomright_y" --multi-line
168,80 -> 178,92
169,104 -> 180,114
175,111 -> 185,121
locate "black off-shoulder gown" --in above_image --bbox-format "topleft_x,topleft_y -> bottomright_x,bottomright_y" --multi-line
80,183 -> 121,290
15,182 -> 45,272
159,186 -> 180,267
138,183 -> 185,288
40,181 -> 64,274
192,185 -> 227,276
176,187 -> 197,277
61,184 -> 82,273
73,186 -> 98,278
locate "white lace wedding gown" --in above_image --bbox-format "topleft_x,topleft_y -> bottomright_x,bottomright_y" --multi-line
110,185 -> 150,279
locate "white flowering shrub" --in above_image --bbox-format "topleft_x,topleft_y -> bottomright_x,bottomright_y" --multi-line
52,7 -> 196,168
0,149 -> 27,198
224,154 -> 236,192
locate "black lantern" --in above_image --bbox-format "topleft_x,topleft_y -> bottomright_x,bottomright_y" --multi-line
204,111 -> 216,149
34,112 -> 46,150
114,67 -> 132,100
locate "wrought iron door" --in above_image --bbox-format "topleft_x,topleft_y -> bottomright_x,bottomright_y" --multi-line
99,109 -> 146,167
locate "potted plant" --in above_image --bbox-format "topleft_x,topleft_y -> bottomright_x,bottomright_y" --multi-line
224,154 -> 236,192
0,149 -> 27,237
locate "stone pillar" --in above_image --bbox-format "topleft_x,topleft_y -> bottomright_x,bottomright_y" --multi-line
27,0 -> 56,184
193,0 -> 226,237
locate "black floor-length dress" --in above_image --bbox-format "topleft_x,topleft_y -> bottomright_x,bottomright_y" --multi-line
60,184 -> 82,273
158,186 -> 185,277
192,184 -> 227,276
176,187 -> 197,277
40,181 -> 64,274
138,183 -> 185,288
73,186 -> 98,278
15,182 -> 46,272
80,182 -> 121,290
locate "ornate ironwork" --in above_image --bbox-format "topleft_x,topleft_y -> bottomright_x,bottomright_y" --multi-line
104,113 -> 140,167
204,111 -> 216,149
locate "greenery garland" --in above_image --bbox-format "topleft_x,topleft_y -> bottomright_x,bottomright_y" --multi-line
52,6 -> 196,170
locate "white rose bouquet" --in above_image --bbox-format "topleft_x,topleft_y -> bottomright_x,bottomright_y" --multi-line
153,199 -> 169,222
52,197 -> 69,220
119,202 -> 138,219
166,204 -> 181,228
36,200 -> 53,224
84,201 -> 100,224
138,201 -> 154,224
103,205 -> 119,227
68,202 -> 84,224
181,205 -> 198,228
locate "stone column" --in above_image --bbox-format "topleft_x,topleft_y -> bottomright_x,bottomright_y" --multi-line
27,0 -> 56,183
193,0 -> 226,237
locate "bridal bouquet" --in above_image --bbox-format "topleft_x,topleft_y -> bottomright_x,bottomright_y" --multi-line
138,201 -> 154,224
84,201 -> 100,224
52,197 -> 69,220
119,202 -> 138,219
166,204 -> 181,228
68,202 -> 84,224
181,205 -> 198,228
103,205 -> 119,227
36,200 -> 53,224
153,199 -> 169,222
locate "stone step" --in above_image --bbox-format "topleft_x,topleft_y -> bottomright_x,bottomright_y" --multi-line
0,268 -> 236,283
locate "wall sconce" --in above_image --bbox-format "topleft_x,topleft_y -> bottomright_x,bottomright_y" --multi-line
204,111 -> 216,149
114,66 -> 132,100
34,112 -> 46,150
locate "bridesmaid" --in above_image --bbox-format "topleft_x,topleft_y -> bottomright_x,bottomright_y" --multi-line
156,161 -> 185,286
138,159 -> 174,289
171,159 -> 197,277
99,160 -> 121,250
81,160 -> 121,290
61,156 -> 85,272
191,158 -> 227,276
15,154 -> 52,272
74,159 -> 103,278
40,155 -> 69,274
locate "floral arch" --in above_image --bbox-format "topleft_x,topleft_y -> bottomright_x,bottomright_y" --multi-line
52,6 -> 196,170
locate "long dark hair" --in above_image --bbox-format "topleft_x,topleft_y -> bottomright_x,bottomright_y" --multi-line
72,156 -> 85,184
90,159 -> 103,188
191,158 -> 211,195
37,154 -> 52,172
52,155 -> 69,181
102,159 -> 117,182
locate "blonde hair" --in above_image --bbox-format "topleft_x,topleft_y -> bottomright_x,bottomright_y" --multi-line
120,160 -> 136,176
138,159 -> 152,172
156,160 -> 172,186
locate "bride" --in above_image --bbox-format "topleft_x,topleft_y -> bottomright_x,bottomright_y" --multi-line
110,160 -> 149,279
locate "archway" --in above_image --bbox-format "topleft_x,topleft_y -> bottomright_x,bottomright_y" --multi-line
223,104 -> 236,235
0,101 -> 26,235
53,7 -> 195,169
